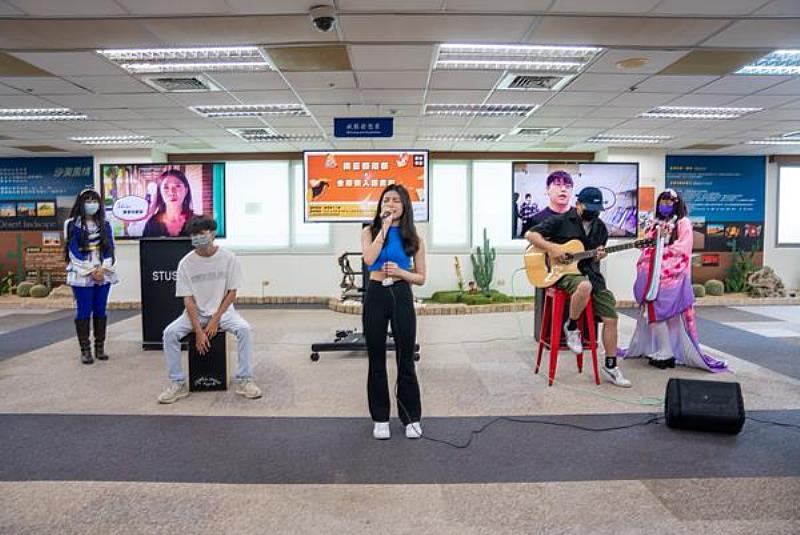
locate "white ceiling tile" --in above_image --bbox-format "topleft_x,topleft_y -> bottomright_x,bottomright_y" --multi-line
136,107 -> 201,119
585,107 -> 644,119
754,0 -> 800,15
306,104 -> 379,117
702,20 -> 800,48
261,116 -> 320,128
283,71 -> 357,90
695,75 -> 792,95
467,116 -> 525,127
604,92 -> 680,107
565,73 -> 649,92
357,71 -> 429,89
206,73 -> 288,92
0,94 -> 55,107
41,94 -> 119,109
296,89 -> 362,104
82,109 -> 144,121
546,92 -> 617,106
446,0 -> 551,10
224,0 -> 318,14
115,0 -> 230,15
425,90 -> 489,104
550,0 -> 660,13
634,75 -> 719,93
778,99 -> 800,109
429,70 -> 502,90
652,0 -> 771,15
533,105 -> 595,118
666,94 -> 741,106
8,0 -> 127,16
755,78 -> 800,96
0,83 -> 24,95
726,94 -> 799,109
586,49 -> 692,75
348,45 -> 435,71
229,91 -> 300,104
0,77 -> 89,95
362,89 -> 425,104
557,127 -> 605,137
66,76 -> 154,94
167,92 -> 239,106
337,0 -> 444,11
340,14 -> 533,42
418,115 -> 471,126
10,52 -> 125,76
104,93 -> 178,108
529,17 -> 727,47
485,91 -> 552,105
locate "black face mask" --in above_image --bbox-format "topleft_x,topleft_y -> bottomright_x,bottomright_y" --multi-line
581,210 -> 599,222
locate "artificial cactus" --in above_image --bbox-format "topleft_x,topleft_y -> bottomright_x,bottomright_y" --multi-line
705,279 -> 725,296
16,281 -> 34,297
692,284 -> 706,298
29,284 -> 50,298
470,228 -> 496,297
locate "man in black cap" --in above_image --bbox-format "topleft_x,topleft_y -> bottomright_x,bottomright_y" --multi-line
525,186 -> 631,387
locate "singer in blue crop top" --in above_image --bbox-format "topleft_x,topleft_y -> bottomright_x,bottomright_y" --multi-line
361,185 -> 427,441
368,227 -> 412,272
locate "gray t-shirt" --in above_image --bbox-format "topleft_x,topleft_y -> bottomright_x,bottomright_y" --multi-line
175,247 -> 242,317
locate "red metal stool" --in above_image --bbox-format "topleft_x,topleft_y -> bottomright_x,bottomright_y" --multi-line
535,287 -> 600,386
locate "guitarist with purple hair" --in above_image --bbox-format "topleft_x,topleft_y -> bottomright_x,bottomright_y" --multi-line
525,187 -> 632,388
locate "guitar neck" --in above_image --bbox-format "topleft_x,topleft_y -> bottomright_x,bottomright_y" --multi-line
571,240 -> 647,261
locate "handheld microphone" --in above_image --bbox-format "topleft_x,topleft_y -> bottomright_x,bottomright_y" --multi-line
381,210 -> 392,220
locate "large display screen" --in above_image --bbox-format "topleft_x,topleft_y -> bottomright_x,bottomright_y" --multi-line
512,161 -> 639,238
101,163 -> 225,239
304,150 -> 429,222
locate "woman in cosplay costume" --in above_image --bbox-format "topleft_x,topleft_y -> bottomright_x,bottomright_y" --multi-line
623,189 -> 728,372
64,188 -> 119,365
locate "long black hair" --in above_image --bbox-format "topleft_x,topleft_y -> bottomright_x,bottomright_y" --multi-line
655,188 -> 687,242
369,184 -> 420,257
153,169 -> 194,217
64,188 -> 113,262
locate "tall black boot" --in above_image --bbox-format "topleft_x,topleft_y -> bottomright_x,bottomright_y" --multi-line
75,319 -> 93,365
93,316 -> 109,361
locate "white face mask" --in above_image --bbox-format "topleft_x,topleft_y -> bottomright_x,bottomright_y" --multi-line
84,202 -> 99,215
191,234 -> 211,249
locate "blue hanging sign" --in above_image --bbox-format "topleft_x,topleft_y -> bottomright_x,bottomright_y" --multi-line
334,117 -> 393,138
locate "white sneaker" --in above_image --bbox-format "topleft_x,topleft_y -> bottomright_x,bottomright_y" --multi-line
405,422 -> 423,439
563,324 -> 583,354
373,422 -> 391,440
602,366 -> 632,388
235,378 -> 263,399
158,381 -> 189,404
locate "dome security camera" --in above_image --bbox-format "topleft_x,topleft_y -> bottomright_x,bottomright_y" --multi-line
310,5 -> 337,33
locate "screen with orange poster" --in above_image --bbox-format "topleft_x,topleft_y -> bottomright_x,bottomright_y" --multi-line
304,150 -> 429,222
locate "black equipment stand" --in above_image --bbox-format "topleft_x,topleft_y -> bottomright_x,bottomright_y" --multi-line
309,251 -> 420,362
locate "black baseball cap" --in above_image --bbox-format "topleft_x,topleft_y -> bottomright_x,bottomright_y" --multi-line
577,187 -> 604,211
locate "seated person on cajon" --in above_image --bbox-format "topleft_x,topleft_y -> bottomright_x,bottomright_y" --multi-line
525,187 -> 631,388
158,215 -> 262,403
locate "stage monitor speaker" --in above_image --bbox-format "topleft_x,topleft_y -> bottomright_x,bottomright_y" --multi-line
665,378 -> 745,435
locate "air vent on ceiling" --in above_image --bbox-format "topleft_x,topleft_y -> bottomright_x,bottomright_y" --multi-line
509,127 -> 560,137
498,73 -> 574,91
143,75 -> 220,93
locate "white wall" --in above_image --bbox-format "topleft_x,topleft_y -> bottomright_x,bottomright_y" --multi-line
764,162 -> 800,291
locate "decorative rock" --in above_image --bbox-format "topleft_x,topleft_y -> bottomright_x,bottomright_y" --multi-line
747,266 -> 787,298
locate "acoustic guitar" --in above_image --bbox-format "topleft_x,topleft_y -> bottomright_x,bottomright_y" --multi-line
524,238 -> 654,288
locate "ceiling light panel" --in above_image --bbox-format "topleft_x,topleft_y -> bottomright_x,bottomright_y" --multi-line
586,134 -> 673,144
0,108 -> 88,121
639,106 -> 762,119
97,47 -> 272,74
747,138 -> 800,145
417,134 -> 504,142
736,50 -> 800,75
70,135 -> 156,145
191,104 -> 307,118
436,44 -> 603,73
226,127 -> 322,142
425,103 -> 538,117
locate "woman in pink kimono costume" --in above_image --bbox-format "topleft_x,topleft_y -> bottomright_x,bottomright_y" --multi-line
623,189 -> 728,372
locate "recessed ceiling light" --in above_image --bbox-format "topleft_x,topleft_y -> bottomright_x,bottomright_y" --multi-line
781,131 -> 800,139
97,46 -> 272,74
747,138 -> 800,145
586,134 -> 673,144
190,104 -> 307,118
736,49 -> 800,75
436,43 -> 602,73
615,57 -> 650,69
0,108 -> 88,121
226,127 -> 321,142
417,134 -> 504,142
70,135 -> 157,145
424,104 -> 538,117
639,106 -> 762,120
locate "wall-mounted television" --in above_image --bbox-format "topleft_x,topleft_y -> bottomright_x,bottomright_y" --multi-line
303,150 -> 429,223
512,161 -> 639,238
101,162 -> 225,239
